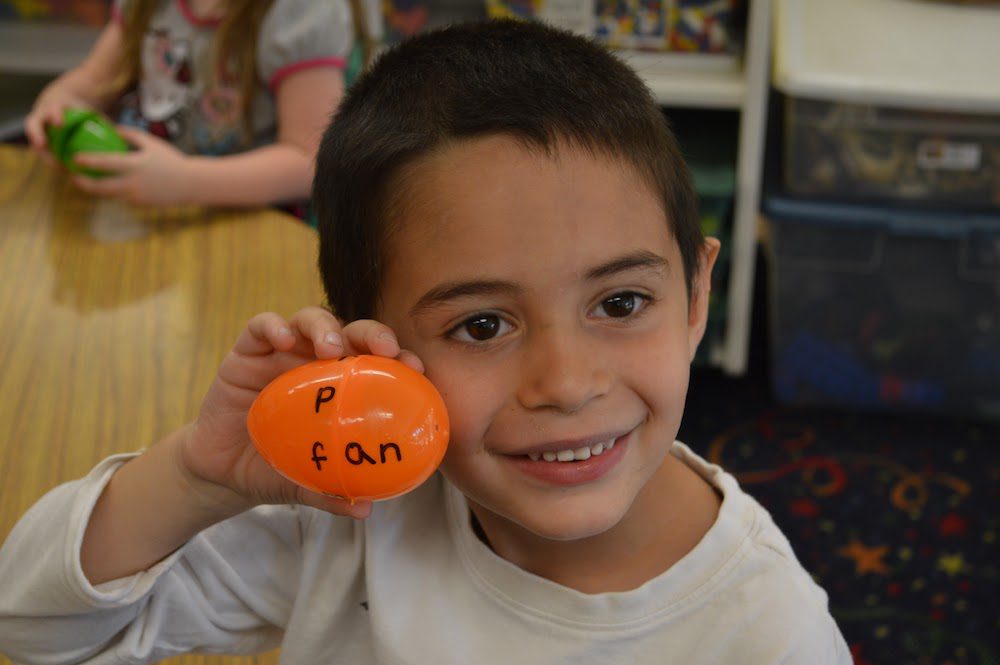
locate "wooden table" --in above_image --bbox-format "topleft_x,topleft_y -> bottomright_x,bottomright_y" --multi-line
0,145 -> 326,664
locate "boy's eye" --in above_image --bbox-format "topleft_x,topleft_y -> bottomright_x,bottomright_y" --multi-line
595,292 -> 648,318
451,314 -> 510,342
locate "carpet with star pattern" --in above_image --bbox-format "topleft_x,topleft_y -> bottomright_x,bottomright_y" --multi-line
679,367 -> 998,665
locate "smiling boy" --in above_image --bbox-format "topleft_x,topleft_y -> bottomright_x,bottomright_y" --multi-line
370,134 -> 724,592
0,19 -> 850,664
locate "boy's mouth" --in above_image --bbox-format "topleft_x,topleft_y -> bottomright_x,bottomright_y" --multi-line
509,430 -> 632,486
525,438 -> 617,463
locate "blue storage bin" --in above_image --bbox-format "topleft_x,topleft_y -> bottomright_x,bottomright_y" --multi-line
764,195 -> 1000,417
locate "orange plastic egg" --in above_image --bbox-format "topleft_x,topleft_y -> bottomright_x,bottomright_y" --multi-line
247,355 -> 449,501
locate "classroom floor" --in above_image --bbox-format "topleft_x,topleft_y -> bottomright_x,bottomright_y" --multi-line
678,253 -> 999,665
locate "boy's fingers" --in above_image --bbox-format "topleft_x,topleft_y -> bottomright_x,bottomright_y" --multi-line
341,319 -> 401,358
236,312 -> 296,355
396,349 -> 425,374
297,489 -> 373,519
287,306 -> 344,358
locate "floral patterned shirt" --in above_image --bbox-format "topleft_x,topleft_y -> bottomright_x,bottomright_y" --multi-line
112,0 -> 358,155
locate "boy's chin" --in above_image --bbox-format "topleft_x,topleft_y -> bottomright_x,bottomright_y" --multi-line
505,496 -> 632,543
526,518 -> 622,543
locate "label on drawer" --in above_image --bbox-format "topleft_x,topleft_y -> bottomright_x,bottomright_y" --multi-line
917,140 -> 982,171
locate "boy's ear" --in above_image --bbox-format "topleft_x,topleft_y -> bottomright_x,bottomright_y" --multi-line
687,237 -> 722,362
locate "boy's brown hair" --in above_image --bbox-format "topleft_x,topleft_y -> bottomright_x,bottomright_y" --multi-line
314,19 -> 702,322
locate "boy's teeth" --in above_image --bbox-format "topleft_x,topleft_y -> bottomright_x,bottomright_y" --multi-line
527,438 -> 615,463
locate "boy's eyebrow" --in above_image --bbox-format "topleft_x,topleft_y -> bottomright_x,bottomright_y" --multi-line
410,251 -> 669,316
585,250 -> 669,281
410,280 -> 520,316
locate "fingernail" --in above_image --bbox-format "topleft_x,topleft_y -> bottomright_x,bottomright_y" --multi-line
378,332 -> 396,344
324,331 -> 342,347
278,327 -> 293,338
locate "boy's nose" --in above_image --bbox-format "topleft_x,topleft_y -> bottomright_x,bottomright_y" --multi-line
515,325 -> 612,414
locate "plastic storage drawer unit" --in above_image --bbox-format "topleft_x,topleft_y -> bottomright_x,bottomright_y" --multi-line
784,98 -> 1000,207
764,195 -> 1000,417
773,0 -> 1000,208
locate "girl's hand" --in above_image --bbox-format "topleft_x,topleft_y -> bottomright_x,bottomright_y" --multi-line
23,89 -> 92,164
179,308 -> 424,519
70,126 -> 195,206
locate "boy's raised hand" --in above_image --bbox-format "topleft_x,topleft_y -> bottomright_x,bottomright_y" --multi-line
180,308 -> 424,520
81,309 -> 427,584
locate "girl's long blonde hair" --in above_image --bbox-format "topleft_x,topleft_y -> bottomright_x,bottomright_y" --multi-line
114,0 -> 374,141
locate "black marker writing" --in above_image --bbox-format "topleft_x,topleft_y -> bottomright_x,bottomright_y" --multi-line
343,442 -> 405,465
315,386 -> 336,413
380,442 -> 402,463
345,442 -> 377,465
311,442 -> 328,470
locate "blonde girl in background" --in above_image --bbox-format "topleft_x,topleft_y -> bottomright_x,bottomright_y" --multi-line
24,0 -> 379,208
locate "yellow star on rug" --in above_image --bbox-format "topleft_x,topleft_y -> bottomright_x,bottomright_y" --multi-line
937,553 -> 966,577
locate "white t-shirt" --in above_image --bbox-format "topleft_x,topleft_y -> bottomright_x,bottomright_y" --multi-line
0,442 -> 851,664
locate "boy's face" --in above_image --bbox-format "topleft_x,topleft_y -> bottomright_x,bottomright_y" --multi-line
378,135 -> 718,543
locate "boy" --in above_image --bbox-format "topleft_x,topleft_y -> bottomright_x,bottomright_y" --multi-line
0,20 -> 850,663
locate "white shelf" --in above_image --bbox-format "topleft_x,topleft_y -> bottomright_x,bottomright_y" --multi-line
719,0 -> 770,375
617,51 -> 745,109
616,1 -> 772,376
0,22 -> 101,75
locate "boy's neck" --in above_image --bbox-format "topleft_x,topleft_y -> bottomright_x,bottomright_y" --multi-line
468,452 -> 721,594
